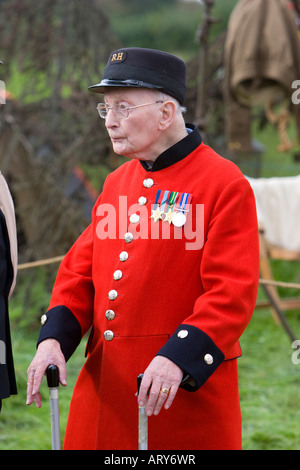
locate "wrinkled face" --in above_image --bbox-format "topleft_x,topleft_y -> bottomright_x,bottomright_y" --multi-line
103,88 -> 164,161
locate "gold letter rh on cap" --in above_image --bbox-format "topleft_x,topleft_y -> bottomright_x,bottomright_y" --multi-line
111,53 -> 124,62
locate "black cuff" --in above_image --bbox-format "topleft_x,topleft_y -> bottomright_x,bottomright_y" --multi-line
37,306 -> 82,362
156,324 -> 225,391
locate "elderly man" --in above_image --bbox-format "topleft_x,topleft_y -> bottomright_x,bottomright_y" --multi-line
27,47 -> 259,450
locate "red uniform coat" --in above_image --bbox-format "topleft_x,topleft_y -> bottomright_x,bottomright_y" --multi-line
38,125 -> 259,450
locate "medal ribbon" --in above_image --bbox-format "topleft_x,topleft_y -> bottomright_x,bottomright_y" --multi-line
150,190 -> 165,222
176,193 -> 192,213
162,191 -> 178,223
153,190 -> 163,210
167,191 -> 178,209
160,190 -> 169,214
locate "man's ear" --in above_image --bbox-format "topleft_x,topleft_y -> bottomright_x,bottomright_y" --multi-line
158,101 -> 177,130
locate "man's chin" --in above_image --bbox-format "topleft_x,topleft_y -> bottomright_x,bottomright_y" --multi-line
112,142 -> 125,155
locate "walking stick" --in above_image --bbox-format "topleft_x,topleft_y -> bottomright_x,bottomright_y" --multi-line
137,374 -> 148,450
46,365 -> 61,450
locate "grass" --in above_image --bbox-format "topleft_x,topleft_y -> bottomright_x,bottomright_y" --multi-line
0,331 -> 86,450
239,301 -> 300,450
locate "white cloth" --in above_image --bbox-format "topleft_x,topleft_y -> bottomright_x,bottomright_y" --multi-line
247,175 -> 300,251
0,172 -> 18,297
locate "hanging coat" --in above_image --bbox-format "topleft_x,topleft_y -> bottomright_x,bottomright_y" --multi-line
224,0 -> 300,151
38,125 -> 259,450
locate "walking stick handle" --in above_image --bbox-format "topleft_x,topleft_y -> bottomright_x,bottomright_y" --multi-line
46,364 -> 59,388
137,373 -> 143,394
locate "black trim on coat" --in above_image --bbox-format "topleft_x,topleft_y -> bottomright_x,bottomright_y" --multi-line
156,324 -> 225,391
139,124 -> 202,172
37,305 -> 82,362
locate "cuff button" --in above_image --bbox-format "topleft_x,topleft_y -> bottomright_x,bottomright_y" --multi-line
204,353 -> 213,365
177,329 -> 189,339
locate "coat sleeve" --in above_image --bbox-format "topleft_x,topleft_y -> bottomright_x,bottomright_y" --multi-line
37,203 -> 97,361
157,176 -> 260,391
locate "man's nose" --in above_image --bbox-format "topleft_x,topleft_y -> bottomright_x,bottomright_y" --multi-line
104,108 -> 119,128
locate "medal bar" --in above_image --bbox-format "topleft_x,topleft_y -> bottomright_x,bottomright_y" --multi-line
150,190 -> 192,227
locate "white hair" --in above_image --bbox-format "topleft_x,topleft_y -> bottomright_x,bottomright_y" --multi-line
159,92 -> 187,115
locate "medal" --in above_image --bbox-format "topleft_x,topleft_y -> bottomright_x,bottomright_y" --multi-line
151,206 -> 162,222
150,190 -> 163,222
150,190 -> 170,222
163,191 -> 178,224
150,189 -> 192,227
172,211 -> 187,227
172,193 -> 192,227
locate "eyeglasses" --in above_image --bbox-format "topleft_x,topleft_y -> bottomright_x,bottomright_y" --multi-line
96,100 -> 163,119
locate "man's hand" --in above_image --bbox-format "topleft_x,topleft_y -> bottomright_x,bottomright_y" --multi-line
138,355 -> 183,416
26,339 -> 67,408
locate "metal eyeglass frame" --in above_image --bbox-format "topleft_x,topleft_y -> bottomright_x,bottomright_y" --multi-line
97,100 -> 163,119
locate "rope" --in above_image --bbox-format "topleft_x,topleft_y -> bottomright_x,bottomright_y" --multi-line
17,255 -> 65,271
17,256 -> 300,291
259,278 -> 300,290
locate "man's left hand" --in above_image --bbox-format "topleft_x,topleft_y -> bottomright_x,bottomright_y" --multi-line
138,355 -> 183,416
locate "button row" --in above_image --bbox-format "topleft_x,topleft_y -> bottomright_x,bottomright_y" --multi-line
104,178 -> 154,341
104,248 -> 130,337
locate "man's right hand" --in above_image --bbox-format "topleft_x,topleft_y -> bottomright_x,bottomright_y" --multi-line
26,338 -> 67,408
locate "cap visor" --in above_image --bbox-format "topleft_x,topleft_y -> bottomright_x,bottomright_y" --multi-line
88,79 -> 163,94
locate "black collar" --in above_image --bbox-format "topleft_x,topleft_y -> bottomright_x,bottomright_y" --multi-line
139,123 -> 202,172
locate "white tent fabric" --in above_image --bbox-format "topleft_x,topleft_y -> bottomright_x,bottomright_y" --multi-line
247,175 -> 300,251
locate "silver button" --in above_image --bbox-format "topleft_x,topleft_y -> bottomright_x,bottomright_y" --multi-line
119,251 -> 129,262
124,232 -> 134,243
143,178 -> 154,188
104,330 -> 114,341
113,270 -> 123,280
108,289 -> 118,300
129,213 -> 140,224
177,329 -> 189,339
204,354 -> 213,365
105,310 -> 115,321
41,314 -> 47,325
138,196 -> 147,206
